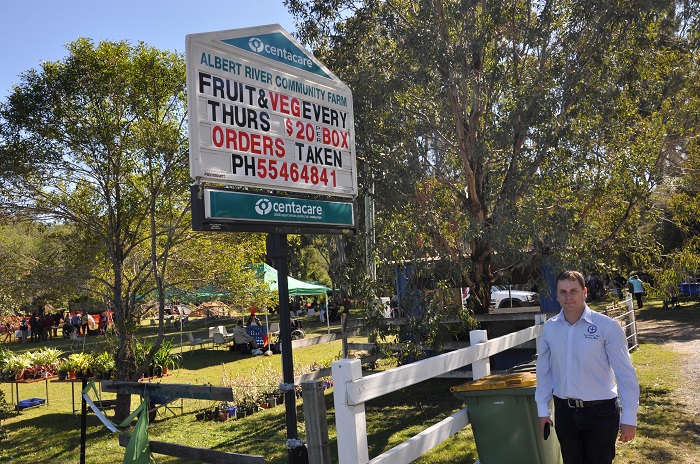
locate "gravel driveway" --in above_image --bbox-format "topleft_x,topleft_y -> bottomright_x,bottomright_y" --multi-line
635,315 -> 700,416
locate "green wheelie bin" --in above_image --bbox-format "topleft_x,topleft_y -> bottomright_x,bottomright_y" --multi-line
451,371 -> 563,464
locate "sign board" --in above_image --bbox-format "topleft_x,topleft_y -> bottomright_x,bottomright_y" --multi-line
186,25 -> 357,199
191,185 -> 354,234
205,188 -> 353,227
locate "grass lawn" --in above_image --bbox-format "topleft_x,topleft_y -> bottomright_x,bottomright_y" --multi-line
1,301 -> 698,463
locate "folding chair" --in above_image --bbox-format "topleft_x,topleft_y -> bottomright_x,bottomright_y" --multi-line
212,332 -> 228,350
220,326 -> 235,342
69,331 -> 83,351
187,332 -> 204,351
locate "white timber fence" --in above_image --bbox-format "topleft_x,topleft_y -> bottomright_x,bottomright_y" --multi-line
605,295 -> 638,352
330,314 -> 548,464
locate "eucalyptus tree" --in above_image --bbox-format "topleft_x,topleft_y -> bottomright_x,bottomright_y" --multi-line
286,0 -> 699,311
0,39 -> 190,420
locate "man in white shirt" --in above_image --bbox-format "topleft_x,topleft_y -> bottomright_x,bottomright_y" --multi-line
535,270 -> 639,464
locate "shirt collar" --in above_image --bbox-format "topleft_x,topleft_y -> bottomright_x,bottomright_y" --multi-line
555,304 -> 593,325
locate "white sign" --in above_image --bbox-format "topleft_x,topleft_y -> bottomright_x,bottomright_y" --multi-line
186,25 -> 357,198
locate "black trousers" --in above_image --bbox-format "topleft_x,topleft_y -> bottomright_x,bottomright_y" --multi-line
554,396 -> 620,464
634,292 -> 644,308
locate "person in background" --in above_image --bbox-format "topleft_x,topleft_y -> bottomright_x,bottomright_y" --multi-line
246,310 -> 261,326
536,270 -> 639,464
62,318 -> 75,338
80,311 -> 89,336
19,318 -> 29,343
71,312 -> 81,333
628,275 -> 645,309
232,320 -> 262,355
42,313 -> 54,341
29,313 -> 39,343
1,322 -> 12,343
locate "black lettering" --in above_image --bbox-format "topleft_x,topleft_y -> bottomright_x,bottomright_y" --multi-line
231,154 -> 256,176
198,72 -> 212,94
260,112 -> 270,132
212,75 -> 225,99
207,100 -> 220,122
295,142 -> 305,161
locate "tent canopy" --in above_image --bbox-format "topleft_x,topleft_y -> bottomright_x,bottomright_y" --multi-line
251,263 -> 329,297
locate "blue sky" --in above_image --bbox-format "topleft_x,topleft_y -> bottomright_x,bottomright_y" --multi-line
0,0 -> 297,101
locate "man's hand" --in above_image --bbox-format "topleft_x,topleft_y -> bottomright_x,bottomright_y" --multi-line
619,423 -> 636,442
539,417 -> 553,439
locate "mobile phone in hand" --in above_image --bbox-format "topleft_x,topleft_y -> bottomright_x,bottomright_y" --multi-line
544,422 -> 551,440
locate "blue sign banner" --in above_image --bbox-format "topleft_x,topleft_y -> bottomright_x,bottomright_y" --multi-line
221,32 -> 332,80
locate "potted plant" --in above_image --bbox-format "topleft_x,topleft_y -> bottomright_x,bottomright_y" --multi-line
151,340 -> 181,377
4,354 -> 31,381
57,359 -> 70,381
90,352 -> 116,379
33,348 -> 63,377
67,352 -> 93,379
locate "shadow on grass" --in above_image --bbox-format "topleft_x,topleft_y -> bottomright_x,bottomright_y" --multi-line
635,303 -> 700,343
633,382 -> 700,461
0,412 -> 115,463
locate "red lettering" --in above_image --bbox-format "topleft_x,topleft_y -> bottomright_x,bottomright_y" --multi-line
269,92 -> 279,111
290,98 -> 301,118
212,126 -> 224,147
279,94 -> 290,114
225,128 -> 238,150
239,131 -> 249,152
274,138 -> 285,157
262,136 -> 273,155
321,127 -> 349,149
250,133 -> 261,154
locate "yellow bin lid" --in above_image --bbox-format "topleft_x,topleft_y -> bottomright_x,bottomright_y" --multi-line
450,371 -> 537,392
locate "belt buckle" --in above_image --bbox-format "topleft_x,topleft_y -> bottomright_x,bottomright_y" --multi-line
567,398 -> 584,408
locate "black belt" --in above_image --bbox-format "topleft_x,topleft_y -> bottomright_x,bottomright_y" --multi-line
554,396 -> 616,409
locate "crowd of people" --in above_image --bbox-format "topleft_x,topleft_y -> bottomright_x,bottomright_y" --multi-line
584,271 -> 647,308
1,310 -> 114,344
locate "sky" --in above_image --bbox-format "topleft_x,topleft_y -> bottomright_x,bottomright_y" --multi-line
0,0 -> 297,101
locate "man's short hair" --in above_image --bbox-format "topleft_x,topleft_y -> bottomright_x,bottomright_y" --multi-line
556,270 -> 586,290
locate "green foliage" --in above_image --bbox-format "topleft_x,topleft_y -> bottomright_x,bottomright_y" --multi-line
151,339 -> 181,375
288,0 -> 700,307
0,388 -> 12,441
90,351 -> 116,376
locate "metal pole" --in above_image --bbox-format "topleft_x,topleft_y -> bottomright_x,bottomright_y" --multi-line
80,377 -> 87,464
269,233 -> 304,463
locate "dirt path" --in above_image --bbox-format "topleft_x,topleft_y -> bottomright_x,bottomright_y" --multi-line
635,315 -> 700,416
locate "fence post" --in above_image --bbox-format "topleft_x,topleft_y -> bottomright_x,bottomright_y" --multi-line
625,298 -> 638,350
469,330 -> 490,380
341,314 -> 348,359
302,381 -> 332,464
332,358 -> 368,464
534,314 -> 547,355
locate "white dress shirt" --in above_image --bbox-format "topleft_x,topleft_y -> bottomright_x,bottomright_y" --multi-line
535,305 -> 640,425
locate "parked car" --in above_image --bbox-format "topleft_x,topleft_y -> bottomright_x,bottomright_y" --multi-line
490,285 -> 539,309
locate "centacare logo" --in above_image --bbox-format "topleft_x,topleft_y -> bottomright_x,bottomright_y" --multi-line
255,198 -> 272,215
242,34 -> 314,69
220,32 -> 332,79
248,37 -> 265,53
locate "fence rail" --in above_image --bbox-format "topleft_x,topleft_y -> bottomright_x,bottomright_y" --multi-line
331,314 -> 547,464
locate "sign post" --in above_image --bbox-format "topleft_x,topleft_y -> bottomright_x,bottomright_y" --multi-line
187,24 -> 356,464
